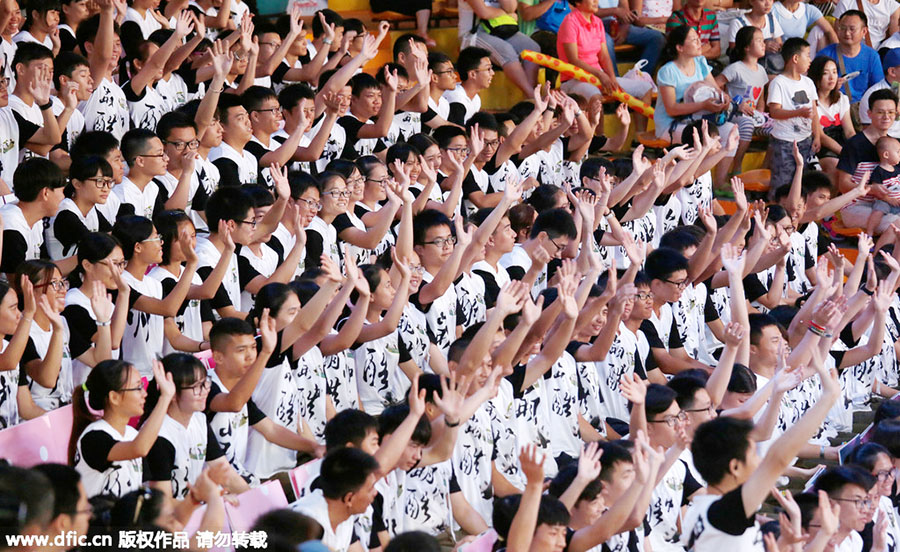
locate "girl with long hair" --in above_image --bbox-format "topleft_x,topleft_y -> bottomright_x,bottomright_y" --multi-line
0,277 -> 36,428
71,359 -> 175,498
809,56 -> 854,179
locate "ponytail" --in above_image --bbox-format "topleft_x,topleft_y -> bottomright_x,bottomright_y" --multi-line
139,353 -> 204,426
69,359 -> 133,464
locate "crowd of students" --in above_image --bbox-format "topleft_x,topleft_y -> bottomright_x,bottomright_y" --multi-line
6,0 -> 900,550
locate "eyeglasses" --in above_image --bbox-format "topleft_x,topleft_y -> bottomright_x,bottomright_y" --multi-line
35,279 -> 70,292
253,107 -> 283,115
347,176 -> 365,188
295,198 -> 323,210
424,236 -> 457,248
165,139 -> 200,151
664,277 -> 689,289
875,469 -> 896,482
323,189 -> 351,198
408,264 -> 425,274
142,236 -> 162,243
446,146 -> 470,155
240,219 -> 258,228
833,497 -> 875,509
182,377 -> 211,396
648,411 -> 687,427
434,69 -> 455,75
484,139 -> 501,148
635,292 -> 652,301
84,177 -> 114,189
684,404 -> 715,415
107,260 -> 128,270
258,41 -> 280,47
549,236 -> 565,253
366,176 -> 390,185
117,383 -> 144,393
872,109 -> 898,117
137,152 -> 166,159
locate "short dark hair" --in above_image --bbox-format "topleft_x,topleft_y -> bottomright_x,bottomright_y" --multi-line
32,464 -> 81,519
206,187 -> 253,229
279,82 -> 315,112
667,375 -> 707,410
378,403 -> 431,446
432,125 -> 467,149
645,383 -> 678,419
869,88 -> 899,110
749,312 -> 780,345
530,208 -> 577,240
598,441 -> 633,483
324,409 -> 379,451
242,85 -> 279,113
428,51 -> 453,71
813,465 -> 876,496
465,111 -> 500,134
288,171 -> 321,199
548,463 -> 604,505
318,447 -> 380,500
13,157 -> 66,202
413,209 -> 453,246
76,14 -> 120,55
71,130 -> 119,160
781,37 -> 809,63
456,47 -> 491,81
12,42 -> 52,75
846,442 -> 893,472
350,72 -> 380,97
53,51 -> 89,90
209,317 -> 256,352
691,416 -> 755,485
840,9 -> 868,26
311,9 -> 343,38
156,111 -> 197,142
659,228 -> 701,253
644,247 -> 689,282
250,509 -> 325,545
121,128 -> 159,166
393,33 -> 427,60
727,364 -> 757,394
0,465 -> 55,539
217,93 -> 246,125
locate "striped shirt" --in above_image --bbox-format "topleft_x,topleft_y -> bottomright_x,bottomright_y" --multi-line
667,8 -> 720,46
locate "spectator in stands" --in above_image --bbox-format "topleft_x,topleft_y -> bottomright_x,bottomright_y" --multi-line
834,0 -> 900,49
818,10 -> 885,103
31,463 -> 92,548
556,0 -> 654,131
445,47 -> 494,127
58,0 -> 88,53
0,465 -> 57,549
455,0 -> 540,95
812,466 -> 878,551
809,55 -> 854,180
772,0 -> 837,56
595,0 -> 666,75
838,89 -> 899,228
14,0 -> 59,53
860,48 -> 900,137
666,0 -> 722,61
653,26 -> 729,141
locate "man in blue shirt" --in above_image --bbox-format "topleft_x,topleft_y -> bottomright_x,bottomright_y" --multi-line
818,10 -> 885,103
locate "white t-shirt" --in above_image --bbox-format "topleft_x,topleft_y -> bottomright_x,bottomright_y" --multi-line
0,202 -> 44,263
123,6 -> 164,39
120,270 -> 164,378
0,339 -> 18,429
768,74 -> 818,141
123,80 -> 167,131
112,176 -> 159,220
0,106 -> 20,186
209,141 -> 259,186
195,237 -> 241,316
12,30 -> 52,49
292,489 -> 358,552
443,84 -> 481,124
23,320 -> 73,410
75,419 -> 143,498
79,78 -> 130,140
727,12 -> 784,44
147,264 -> 203,355
52,95 -> 85,151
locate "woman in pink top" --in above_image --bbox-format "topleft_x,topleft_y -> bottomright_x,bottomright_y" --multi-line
557,0 -> 654,130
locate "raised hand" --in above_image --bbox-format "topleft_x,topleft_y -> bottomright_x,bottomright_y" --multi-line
619,372 -> 646,406
723,321 -> 745,347
519,444 -> 546,486
29,63 -> 52,105
90,281 -> 114,323
433,371 -> 471,425
383,67 -> 399,93
20,276 -> 36,318
732,176 -> 748,212
468,124 -> 485,160
576,442 -> 603,482
496,280 -> 528,316
320,254 -> 343,284
258,307 -> 277,352
152,359 -> 176,400
211,39 -> 234,77
178,225 -> 198,265
721,243 -> 746,275
269,162 -> 290,200
408,373 -> 427,417
817,490 -> 840,536
173,9 -> 194,38
37,295 -> 63,329
520,294 -> 544,326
